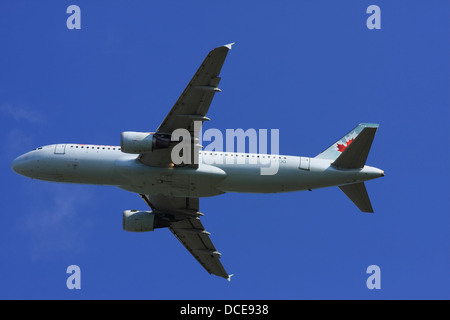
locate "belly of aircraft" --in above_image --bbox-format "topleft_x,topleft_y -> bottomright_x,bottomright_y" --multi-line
115,159 -> 227,198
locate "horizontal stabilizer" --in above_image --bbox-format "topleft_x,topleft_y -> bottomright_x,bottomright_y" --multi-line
339,182 -> 374,213
332,125 -> 378,169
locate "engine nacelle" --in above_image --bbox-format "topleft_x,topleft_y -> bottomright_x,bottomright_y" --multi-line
121,131 -> 170,154
123,210 -> 155,232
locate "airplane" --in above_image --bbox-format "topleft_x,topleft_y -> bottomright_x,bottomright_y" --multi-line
10,43 -> 384,280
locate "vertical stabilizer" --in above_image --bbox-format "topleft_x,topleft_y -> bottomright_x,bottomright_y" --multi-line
315,123 -> 379,163
331,125 -> 378,169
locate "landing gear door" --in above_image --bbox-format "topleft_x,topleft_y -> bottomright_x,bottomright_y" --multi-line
54,144 -> 66,154
299,157 -> 310,171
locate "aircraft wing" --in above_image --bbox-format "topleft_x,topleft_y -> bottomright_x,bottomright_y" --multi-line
140,194 -> 231,280
140,43 -> 234,168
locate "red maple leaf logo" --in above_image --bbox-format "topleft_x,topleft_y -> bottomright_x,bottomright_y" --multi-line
337,138 -> 354,152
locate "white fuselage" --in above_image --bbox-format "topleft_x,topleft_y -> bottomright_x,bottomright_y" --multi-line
11,143 -> 384,198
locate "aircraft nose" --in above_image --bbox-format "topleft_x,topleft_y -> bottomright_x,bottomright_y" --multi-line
11,154 -> 31,176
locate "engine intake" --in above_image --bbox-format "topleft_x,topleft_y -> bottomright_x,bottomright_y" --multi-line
121,132 -> 170,154
123,210 -> 155,232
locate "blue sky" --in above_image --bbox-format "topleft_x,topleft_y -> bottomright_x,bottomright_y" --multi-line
1,1 -> 448,299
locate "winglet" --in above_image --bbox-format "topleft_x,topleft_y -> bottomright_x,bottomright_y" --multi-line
223,42 -> 235,50
227,274 -> 234,282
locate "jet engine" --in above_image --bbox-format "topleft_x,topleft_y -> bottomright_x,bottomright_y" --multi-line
123,210 -> 155,232
121,132 -> 170,154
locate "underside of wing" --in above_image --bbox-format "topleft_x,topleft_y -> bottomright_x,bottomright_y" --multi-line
170,217 -> 229,279
140,43 -> 234,169
140,194 -> 230,280
156,43 -> 233,135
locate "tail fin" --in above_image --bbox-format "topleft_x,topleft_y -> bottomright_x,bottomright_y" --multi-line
315,123 -> 379,168
317,123 -> 380,213
339,182 -> 374,213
